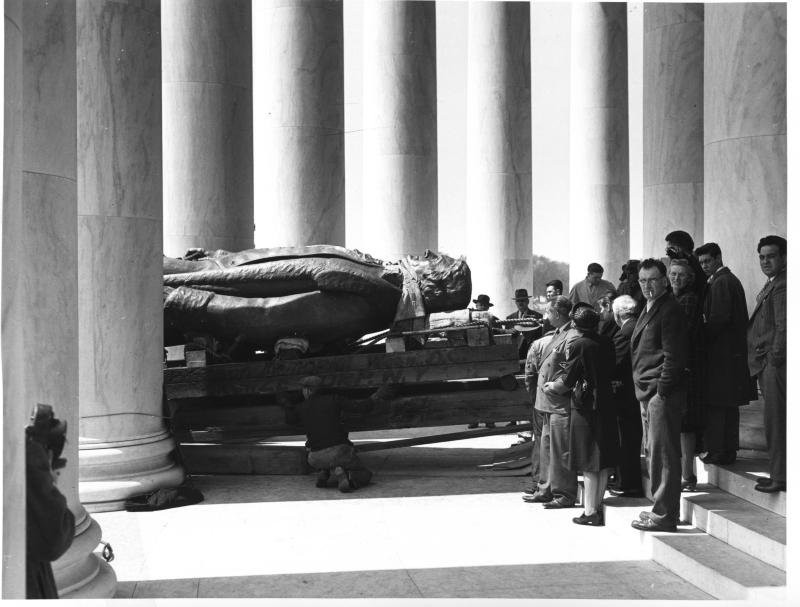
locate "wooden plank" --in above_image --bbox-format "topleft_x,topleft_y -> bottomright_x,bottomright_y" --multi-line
171,386 -> 531,441
178,443 -> 311,475
164,344 -> 520,399
354,423 -> 532,452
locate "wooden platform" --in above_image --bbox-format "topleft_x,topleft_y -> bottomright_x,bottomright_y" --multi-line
164,343 -> 520,399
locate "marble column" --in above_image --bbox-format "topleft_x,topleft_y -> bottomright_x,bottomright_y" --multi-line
704,3 -> 786,305
361,0 -> 437,261
465,1 -> 531,318
77,0 -> 184,512
2,0 -> 25,597
162,0 -> 253,258
643,4 -> 703,257
568,3 -> 629,287
254,0 -> 345,247
2,0 -> 116,597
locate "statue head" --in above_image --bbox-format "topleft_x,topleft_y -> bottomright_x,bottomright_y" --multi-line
404,250 -> 472,313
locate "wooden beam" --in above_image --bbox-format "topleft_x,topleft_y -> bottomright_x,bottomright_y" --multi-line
164,344 -> 520,399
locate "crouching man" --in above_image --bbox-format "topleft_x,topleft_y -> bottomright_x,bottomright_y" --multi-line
295,376 -> 394,493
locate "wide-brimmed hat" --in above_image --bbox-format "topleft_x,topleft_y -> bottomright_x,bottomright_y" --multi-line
512,288 -> 530,301
473,294 -> 493,307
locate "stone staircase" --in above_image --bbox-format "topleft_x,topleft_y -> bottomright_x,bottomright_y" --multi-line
648,456 -> 786,600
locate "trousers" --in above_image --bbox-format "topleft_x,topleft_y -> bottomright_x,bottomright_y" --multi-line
759,363 -> 786,483
640,391 -> 685,527
615,396 -> 644,491
704,405 -> 739,456
538,410 -> 578,503
307,444 -> 373,488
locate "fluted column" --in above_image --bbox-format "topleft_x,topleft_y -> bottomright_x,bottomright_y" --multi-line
465,1 -> 531,318
162,0 -> 253,257
2,0 -> 25,597
568,3 -> 629,286
77,0 -> 184,512
2,0 -> 116,597
254,0 -> 345,247
643,4 -> 703,257
361,0 -> 437,260
704,3 -> 786,303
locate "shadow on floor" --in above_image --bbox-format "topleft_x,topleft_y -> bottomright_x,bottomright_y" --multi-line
115,559 -> 713,600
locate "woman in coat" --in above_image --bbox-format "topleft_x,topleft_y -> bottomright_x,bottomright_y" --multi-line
543,306 -> 618,526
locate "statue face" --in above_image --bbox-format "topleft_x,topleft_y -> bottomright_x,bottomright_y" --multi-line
403,250 -> 471,313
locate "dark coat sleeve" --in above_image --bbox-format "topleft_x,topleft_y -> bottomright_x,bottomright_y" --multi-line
26,440 -> 74,563
657,300 -> 689,397
770,277 -> 786,366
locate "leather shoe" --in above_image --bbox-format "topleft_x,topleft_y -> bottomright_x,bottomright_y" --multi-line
573,511 -> 604,526
522,492 -> 552,503
701,453 -> 736,466
754,480 -> 785,493
608,488 -> 645,498
755,476 -> 771,486
543,499 -> 577,509
631,518 -> 676,532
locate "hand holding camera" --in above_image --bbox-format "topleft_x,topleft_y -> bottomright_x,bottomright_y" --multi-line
26,403 -> 67,472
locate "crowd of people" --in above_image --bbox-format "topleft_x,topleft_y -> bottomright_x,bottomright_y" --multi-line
515,230 -> 787,531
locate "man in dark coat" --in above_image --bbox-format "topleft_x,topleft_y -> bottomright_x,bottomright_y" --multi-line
290,376 -> 394,492
747,235 -> 787,493
695,243 -> 752,465
607,295 -> 644,497
630,259 -> 689,532
26,438 -> 75,598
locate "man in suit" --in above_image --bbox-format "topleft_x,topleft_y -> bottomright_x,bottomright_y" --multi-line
695,242 -> 752,465
747,235 -> 787,493
630,259 -> 689,532
507,288 -> 543,360
607,295 -> 644,497
526,296 -> 580,508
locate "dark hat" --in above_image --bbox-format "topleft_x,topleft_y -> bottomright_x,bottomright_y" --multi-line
473,294 -> 493,307
299,375 -> 323,388
572,306 -> 600,330
512,288 -> 530,301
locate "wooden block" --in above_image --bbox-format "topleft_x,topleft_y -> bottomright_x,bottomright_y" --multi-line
185,349 -> 207,367
385,336 -> 406,353
165,345 -> 186,367
466,327 -> 490,346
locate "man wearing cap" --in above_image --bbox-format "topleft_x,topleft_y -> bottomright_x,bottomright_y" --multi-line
291,376 -> 394,492
568,263 -> 617,311
507,288 -> 543,360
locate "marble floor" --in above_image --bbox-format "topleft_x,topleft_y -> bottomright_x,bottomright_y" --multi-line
94,426 -> 712,602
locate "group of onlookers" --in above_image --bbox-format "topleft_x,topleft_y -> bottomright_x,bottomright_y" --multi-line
517,230 -> 786,531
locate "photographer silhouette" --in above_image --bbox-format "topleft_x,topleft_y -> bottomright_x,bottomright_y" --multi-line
26,404 -> 74,599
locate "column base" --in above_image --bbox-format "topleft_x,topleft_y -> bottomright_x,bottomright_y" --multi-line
79,431 -> 185,512
53,511 -> 117,598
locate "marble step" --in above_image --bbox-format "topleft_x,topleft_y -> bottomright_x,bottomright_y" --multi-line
703,457 -> 785,516
681,485 -> 786,570
651,531 -> 785,600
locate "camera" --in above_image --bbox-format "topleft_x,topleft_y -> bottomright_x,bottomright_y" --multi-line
26,404 -> 67,470
665,245 -> 683,259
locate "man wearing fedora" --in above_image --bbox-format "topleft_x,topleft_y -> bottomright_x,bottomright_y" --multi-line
468,294 -> 497,428
507,288 -> 543,361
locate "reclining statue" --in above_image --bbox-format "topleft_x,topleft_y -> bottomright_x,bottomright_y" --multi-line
163,245 -> 471,358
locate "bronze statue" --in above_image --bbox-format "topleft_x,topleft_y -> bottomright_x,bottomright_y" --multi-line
163,245 -> 471,358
